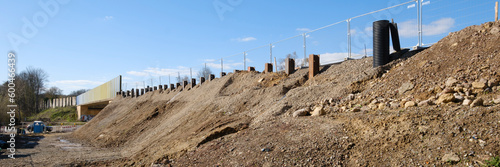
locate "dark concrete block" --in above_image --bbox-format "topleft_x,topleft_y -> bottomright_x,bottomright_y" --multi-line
183,81 -> 188,88
221,72 -> 226,77
286,58 -> 295,75
209,74 -> 215,81
200,77 -> 205,84
309,54 -> 320,79
264,63 -> 273,73
170,84 -> 175,90
248,66 -> 255,72
191,78 -> 196,88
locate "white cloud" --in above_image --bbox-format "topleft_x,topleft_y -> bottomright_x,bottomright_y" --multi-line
296,28 -> 311,32
206,62 -> 243,71
399,18 -> 455,37
126,71 -> 149,77
48,80 -> 105,95
232,37 -> 257,42
104,16 -> 114,21
127,67 -> 191,77
204,59 -> 217,62
320,53 -> 349,64
50,80 -> 104,86
349,29 -> 357,35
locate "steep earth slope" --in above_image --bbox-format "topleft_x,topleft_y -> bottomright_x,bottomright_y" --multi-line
72,21 -> 500,166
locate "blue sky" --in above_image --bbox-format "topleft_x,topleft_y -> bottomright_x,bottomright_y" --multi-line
1,0 -> 497,94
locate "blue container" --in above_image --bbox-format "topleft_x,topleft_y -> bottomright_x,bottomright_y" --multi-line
33,121 -> 45,133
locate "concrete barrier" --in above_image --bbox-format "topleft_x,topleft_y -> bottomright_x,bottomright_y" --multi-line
176,83 -> 181,89
154,86 -> 158,91
163,84 -> 168,90
131,88 -> 135,97
141,89 -> 145,95
264,63 -> 273,73
286,58 -> 295,75
309,54 -> 319,79
221,72 -> 226,77
170,84 -> 175,90
136,89 -> 140,97
209,74 -> 215,81
191,79 -> 196,88
248,66 -> 255,72
159,85 -> 163,90
146,86 -> 150,93
200,77 -> 205,84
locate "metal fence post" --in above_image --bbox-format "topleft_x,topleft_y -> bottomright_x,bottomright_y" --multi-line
347,18 -> 351,59
270,43 -> 273,64
303,33 -> 307,62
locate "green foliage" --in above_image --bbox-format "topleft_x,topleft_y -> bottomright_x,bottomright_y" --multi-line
28,106 -> 77,122
484,156 -> 500,167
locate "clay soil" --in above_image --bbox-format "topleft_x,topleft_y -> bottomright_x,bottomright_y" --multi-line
7,21 -> 499,166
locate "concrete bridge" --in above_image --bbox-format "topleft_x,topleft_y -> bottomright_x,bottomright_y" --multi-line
76,76 -> 121,121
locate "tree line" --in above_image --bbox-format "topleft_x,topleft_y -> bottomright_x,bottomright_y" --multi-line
0,67 -> 86,126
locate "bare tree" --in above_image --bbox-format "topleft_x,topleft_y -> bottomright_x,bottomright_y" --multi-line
44,86 -> 63,99
278,52 -> 298,71
182,76 -> 190,82
197,66 -> 212,79
68,89 -> 88,96
15,67 -> 48,119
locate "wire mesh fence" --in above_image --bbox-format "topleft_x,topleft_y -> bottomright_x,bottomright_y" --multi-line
121,0 -> 499,90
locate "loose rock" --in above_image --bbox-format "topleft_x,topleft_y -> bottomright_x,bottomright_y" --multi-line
437,93 -> 455,104
442,153 -> 460,163
470,98 -> 484,107
445,77 -> 458,87
293,108 -> 309,117
404,101 -> 416,108
463,99 -> 473,106
398,82 -> 414,95
310,106 -> 325,116
472,81 -> 487,89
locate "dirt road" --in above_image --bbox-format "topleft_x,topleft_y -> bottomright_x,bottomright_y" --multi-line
0,133 -> 121,167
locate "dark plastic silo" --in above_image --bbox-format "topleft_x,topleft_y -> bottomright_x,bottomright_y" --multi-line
373,20 -> 390,67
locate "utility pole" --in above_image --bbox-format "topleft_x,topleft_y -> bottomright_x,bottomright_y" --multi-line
274,57 -> 277,72
243,51 -> 246,70
496,1 -> 498,21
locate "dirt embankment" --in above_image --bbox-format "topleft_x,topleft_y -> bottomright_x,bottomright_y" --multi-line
72,21 -> 500,166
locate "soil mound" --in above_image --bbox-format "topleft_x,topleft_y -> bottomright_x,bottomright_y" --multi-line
72,21 -> 500,166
